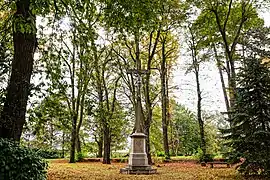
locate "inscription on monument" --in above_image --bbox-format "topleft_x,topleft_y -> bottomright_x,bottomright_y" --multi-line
133,139 -> 143,153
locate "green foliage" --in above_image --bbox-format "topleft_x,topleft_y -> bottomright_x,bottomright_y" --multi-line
170,103 -> 201,156
76,152 -> 85,162
0,138 -> 48,180
26,95 -> 70,151
32,149 -> 62,159
196,148 -> 214,163
223,58 -> 270,176
157,151 -> 165,157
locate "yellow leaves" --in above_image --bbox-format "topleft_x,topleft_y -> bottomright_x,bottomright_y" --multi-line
0,11 -> 10,21
48,160 -> 245,180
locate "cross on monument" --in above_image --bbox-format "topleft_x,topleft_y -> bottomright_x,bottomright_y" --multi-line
120,68 -> 157,174
126,69 -> 148,133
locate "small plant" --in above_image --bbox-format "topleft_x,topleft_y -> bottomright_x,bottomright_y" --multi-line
76,152 -> 84,162
32,148 -> 62,159
157,151 -> 165,157
196,148 -> 214,163
0,138 -> 48,180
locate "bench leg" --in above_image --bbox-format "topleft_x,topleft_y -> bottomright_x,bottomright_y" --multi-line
210,164 -> 213,168
227,164 -> 230,168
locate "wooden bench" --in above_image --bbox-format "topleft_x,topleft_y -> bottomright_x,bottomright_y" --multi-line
208,161 -> 230,168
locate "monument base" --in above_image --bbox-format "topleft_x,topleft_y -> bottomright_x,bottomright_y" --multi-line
120,165 -> 157,174
120,132 -> 157,175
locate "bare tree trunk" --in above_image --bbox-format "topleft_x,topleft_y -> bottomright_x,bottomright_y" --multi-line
103,125 -> 111,164
97,136 -> 103,158
213,44 -> 230,113
69,33 -> 77,163
189,27 -> 206,159
144,74 -> 153,165
144,124 -> 152,165
161,40 -> 170,160
76,93 -> 86,155
62,132 -> 65,158
195,70 -> 206,158
49,120 -> 53,148
70,113 -> 77,163
0,0 -> 36,141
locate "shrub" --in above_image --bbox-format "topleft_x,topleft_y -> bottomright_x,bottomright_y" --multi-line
157,151 -> 165,157
0,138 -> 48,180
76,152 -> 85,162
32,148 -> 62,159
196,149 -> 214,163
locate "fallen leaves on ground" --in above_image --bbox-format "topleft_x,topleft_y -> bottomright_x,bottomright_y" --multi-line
47,160 -> 262,180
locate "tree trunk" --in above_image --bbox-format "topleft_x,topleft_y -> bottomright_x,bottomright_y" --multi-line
195,65 -> 206,158
142,30 -> 160,165
97,136 -> 103,158
213,44 -> 230,114
228,58 -> 237,109
161,39 -> 170,160
144,125 -> 152,165
144,73 -> 153,165
76,134 -> 81,155
0,0 -> 36,141
189,28 -> 206,159
76,93 -> 85,155
62,132 -> 65,158
70,114 -> 77,163
103,125 -> 111,164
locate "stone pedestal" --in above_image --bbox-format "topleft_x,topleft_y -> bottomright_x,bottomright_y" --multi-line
120,132 -> 157,174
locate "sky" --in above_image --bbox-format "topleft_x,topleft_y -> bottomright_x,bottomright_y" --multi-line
172,11 -> 270,113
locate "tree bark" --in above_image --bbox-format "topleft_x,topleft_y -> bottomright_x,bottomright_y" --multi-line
161,39 -> 170,160
76,93 -> 86,155
0,0 -> 37,141
102,125 -> 111,164
144,125 -> 152,165
213,44 -> 230,114
97,136 -> 103,158
69,33 -> 77,163
70,113 -> 77,163
189,27 -> 206,158
195,70 -> 206,157
62,131 -> 65,158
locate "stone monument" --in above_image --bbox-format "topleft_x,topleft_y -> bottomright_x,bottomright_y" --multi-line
120,69 -> 157,174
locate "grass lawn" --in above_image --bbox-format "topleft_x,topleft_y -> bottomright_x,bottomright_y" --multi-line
47,159 -> 263,180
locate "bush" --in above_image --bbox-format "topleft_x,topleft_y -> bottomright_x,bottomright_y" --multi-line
157,151 -> 165,157
196,149 -> 214,163
32,148 -> 62,159
76,152 -> 84,162
0,138 -> 48,180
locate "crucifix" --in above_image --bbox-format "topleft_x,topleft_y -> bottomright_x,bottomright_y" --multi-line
120,68 -> 157,174
126,69 -> 148,133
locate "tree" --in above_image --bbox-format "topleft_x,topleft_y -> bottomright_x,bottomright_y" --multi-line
223,57 -> 270,176
158,32 -> 179,160
0,0 -> 38,141
170,102 -> 201,156
192,0 -> 264,117
156,0 -> 183,160
26,95 -> 70,157
101,0 -> 166,164
185,22 -> 207,160
94,50 -> 121,164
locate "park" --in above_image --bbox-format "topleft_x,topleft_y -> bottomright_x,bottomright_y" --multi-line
0,0 -> 270,179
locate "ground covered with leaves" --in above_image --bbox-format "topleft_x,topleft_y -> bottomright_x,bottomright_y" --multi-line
48,159 -> 264,180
